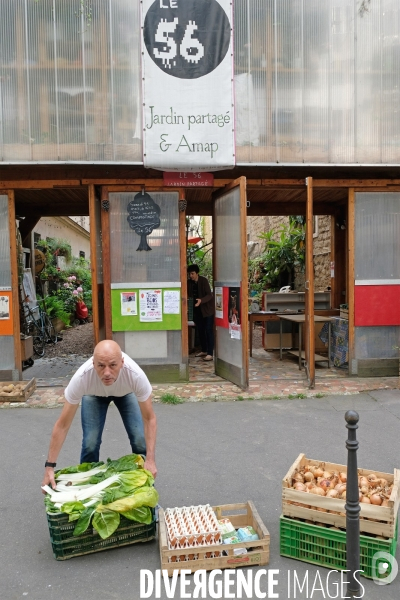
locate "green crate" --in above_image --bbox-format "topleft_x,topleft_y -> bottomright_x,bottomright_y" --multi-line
47,510 -> 156,560
280,516 -> 398,579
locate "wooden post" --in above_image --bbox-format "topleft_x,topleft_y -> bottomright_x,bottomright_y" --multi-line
179,190 -> 189,369
348,189 -> 355,372
305,177 -> 315,388
8,191 -> 22,377
100,187 -> 112,340
88,184 -> 100,345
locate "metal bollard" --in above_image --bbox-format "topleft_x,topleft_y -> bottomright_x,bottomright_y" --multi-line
345,410 -> 361,597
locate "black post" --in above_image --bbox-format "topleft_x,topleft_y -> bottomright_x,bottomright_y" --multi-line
345,410 -> 361,597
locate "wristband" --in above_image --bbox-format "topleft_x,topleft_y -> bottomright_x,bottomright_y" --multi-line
45,461 -> 57,468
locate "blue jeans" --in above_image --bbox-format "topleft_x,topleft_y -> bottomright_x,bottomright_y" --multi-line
80,393 -> 146,463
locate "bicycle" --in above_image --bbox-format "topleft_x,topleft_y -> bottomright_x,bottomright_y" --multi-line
22,300 -> 57,357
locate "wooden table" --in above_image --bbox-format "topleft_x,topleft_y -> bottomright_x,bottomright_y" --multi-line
248,311 -> 299,357
278,314 -> 331,369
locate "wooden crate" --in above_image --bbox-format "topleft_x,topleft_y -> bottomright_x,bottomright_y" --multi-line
0,378 -> 36,403
159,501 -> 270,576
282,453 -> 400,538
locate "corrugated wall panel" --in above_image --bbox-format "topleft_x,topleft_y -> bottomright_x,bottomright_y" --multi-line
1,0 -> 400,164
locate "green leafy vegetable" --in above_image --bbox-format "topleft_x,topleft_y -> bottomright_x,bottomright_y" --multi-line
73,505 -> 98,536
43,453 -> 158,540
92,509 -> 121,539
56,461 -> 104,476
122,506 -> 153,524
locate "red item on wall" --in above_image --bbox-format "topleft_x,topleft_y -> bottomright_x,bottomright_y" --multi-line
354,285 -> 400,326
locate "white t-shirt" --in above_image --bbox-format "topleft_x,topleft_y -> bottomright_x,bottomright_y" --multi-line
64,352 -> 152,405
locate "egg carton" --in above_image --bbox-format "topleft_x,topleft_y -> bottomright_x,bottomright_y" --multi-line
165,504 -> 221,550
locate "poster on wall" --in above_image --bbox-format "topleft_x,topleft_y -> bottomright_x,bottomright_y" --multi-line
139,289 -> 163,322
215,286 -> 223,319
0,295 -> 10,320
228,287 -> 241,325
141,0 -> 234,171
163,290 -> 180,314
121,292 -> 138,316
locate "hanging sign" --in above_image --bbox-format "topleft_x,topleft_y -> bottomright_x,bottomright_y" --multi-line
127,192 -> 161,251
35,249 -> 46,274
141,0 -> 234,172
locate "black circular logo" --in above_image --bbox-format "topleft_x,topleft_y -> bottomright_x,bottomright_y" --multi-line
143,0 -> 231,79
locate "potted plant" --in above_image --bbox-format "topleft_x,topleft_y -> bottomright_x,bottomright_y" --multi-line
40,295 -> 71,333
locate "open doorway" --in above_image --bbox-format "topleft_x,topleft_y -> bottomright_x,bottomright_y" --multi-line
15,185 -> 96,381
186,186 -> 349,388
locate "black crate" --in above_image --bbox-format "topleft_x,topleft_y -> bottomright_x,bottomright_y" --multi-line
47,510 -> 156,560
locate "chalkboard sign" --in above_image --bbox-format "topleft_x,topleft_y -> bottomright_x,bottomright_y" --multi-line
127,192 -> 161,251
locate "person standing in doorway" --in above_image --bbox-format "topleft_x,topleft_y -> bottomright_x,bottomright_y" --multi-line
187,264 -> 214,361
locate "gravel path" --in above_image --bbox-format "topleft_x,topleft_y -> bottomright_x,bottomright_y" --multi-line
44,321 -> 95,358
42,321 -> 263,360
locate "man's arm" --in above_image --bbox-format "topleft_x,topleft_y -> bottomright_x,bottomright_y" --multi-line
41,400 -> 80,490
139,396 -> 157,478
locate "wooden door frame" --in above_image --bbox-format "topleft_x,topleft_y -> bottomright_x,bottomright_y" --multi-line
99,185 -> 189,366
8,190 -> 22,377
304,177 -> 315,388
212,176 -> 249,389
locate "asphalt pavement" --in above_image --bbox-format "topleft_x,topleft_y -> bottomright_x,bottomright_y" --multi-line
1,389 -> 400,600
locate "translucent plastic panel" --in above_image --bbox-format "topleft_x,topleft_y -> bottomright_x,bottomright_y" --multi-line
0,336 -> 15,369
0,197 -> 11,288
355,193 -> 400,280
0,0 -> 142,162
215,327 -> 242,368
355,326 -> 400,359
109,192 -> 180,284
114,330 -> 182,366
214,190 -> 242,283
1,0 -> 400,164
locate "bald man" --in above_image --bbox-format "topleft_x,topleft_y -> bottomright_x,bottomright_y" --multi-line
42,340 -> 157,490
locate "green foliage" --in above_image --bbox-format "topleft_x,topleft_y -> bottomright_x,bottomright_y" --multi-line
248,222 -> 305,294
160,392 -> 184,405
39,295 -> 71,326
288,393 -> 307,399
186,217 -> 213,286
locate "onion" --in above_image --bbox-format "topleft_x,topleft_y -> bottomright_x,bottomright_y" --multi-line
326,489 -> 339,499
339,472 -> 347,483
305,481 -> 315,490
360,485 -> 369,495
323,471 -> 333,479
304,471 -> 314,482
359,476 -> 369,488
293,472 -> 304,483
341,491 -> 346,500
381,499 -> 390,507
361,496 -> 371,503
314,468 -> 324,478
370,494 -> 382,505
379,478 -> 388,488
293,482 -> 307,492
367,474 -> 379,486
310,486 -> 326,496
335,483 -> 346,494
319,479 -> 334,492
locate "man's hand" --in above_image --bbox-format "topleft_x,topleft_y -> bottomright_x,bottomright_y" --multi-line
144,457 -> 157,479
195,298 -> 201,307
42,467 -> 57,492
